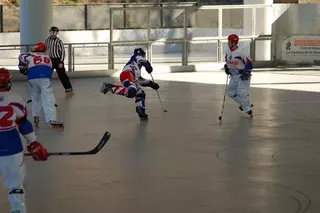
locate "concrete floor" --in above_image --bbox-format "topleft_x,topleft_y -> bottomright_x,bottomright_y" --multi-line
1,70 -> 320,213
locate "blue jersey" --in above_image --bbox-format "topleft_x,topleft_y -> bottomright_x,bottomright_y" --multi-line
18,52 -> 53,80
0,91 -> 37,156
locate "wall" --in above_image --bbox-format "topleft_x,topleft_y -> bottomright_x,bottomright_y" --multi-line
272,4 -> 320,64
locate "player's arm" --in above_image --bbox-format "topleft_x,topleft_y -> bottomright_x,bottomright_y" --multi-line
242,54 -> 253,71
137,56 -> 153,74
18,53 -> 29,75
138,77 -> 159,90
58,39 -> 65,62
235,53 -> 253,80
9,101 -> 48,161
224,52 -> 230,75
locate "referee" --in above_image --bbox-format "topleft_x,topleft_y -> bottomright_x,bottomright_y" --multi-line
45,26 -> 74,97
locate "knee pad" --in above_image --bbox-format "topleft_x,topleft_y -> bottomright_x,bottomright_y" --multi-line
127,87 -> 137,98
123,80 -> 134,88
136,90 -> 146,100
9,189 -> 24,195
227,91 -> 235,98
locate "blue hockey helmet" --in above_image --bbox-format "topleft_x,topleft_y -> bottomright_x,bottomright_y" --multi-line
133,48 -> 146,58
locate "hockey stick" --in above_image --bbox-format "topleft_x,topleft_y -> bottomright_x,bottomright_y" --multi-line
24,131 -> 111,156
218,76 -> 229,122
150,73 -> 167,112
27,99 -> 58,107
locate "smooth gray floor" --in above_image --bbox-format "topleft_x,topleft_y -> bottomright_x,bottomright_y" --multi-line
1,76 -> 319,213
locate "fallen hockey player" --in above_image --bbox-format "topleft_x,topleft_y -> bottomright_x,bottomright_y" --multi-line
100,48 -> 160,122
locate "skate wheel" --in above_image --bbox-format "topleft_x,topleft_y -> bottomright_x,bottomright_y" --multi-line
140,118 -> 148,122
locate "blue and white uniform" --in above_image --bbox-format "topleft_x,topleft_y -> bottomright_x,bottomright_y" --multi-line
0,91 -> 37,213
122,54 -> 153,81
110,52 -> 153,113
18,52 -> 57,122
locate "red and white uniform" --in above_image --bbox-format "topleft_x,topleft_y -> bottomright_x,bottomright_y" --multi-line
225,45 -> 253,113
225,47 -> 252,75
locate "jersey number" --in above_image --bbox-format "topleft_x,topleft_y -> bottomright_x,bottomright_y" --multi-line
0,106 -> 14,127
33,56 -> 51,65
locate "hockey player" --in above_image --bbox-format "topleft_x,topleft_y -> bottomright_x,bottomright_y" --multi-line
100,48 -> 160,121
0,67 -> 48,213
224,34 -> 253,116
18,42 -> 64,130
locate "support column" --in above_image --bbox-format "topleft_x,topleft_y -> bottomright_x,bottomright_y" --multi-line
20,0 -> 53,46
244,0 -> 272,61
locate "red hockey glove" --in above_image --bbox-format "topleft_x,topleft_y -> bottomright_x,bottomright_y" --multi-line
27,141 -> 48,161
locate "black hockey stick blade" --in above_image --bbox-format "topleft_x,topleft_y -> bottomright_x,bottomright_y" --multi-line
25,131 -> 111,156
27,99 -> 58,107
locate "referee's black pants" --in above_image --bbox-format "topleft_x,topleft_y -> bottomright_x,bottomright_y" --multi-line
51,58 -> 72,91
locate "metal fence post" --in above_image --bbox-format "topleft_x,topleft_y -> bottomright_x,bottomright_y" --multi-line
217,40 -> 222,63
0,6 -> 3,33
251,7 -> 256,37
108,8 -> 114,70
182,7 -> 188,66
72,46 -> 75,72
68,44 -> 72,72
84,4 -> 88,30
218,8 -> 223,63
147,7 -> 152,63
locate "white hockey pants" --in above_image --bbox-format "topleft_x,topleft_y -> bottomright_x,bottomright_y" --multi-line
227,74 -> 252,112
29,78 -> 57,122
0,153 -> 26,213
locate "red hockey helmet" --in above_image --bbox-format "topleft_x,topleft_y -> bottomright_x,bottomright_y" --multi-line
228,34 -> 239,45
33,42 -> 46,52
0,68 -> 12,91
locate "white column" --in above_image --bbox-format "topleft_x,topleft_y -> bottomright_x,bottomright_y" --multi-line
244,0 -> 273,61
20,0 -> 53,46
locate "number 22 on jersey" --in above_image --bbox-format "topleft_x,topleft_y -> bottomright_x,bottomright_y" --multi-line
0,106 -> 14,128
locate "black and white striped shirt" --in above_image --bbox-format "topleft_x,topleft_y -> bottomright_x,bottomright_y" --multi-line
45,36 -> 65,62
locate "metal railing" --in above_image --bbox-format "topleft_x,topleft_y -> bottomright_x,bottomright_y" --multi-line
108,4 -> 272,69
0,4 -> 273,71
0,35 -> 271,72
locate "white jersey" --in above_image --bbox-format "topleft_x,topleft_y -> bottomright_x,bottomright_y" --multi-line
18,52 -> 53,80
0,91 -> 29,156
122,55 -> 149,80
225,46 -> 253,75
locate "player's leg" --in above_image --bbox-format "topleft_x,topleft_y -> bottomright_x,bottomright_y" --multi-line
237,76 -> 253,115
100,71 -> 137,98
52,58 -> 73,97
40,78 -> 64,130
135,86 -> 148,121
226,75 -> 242,105
0,153 -> 27,213
29,79 -> 42,128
